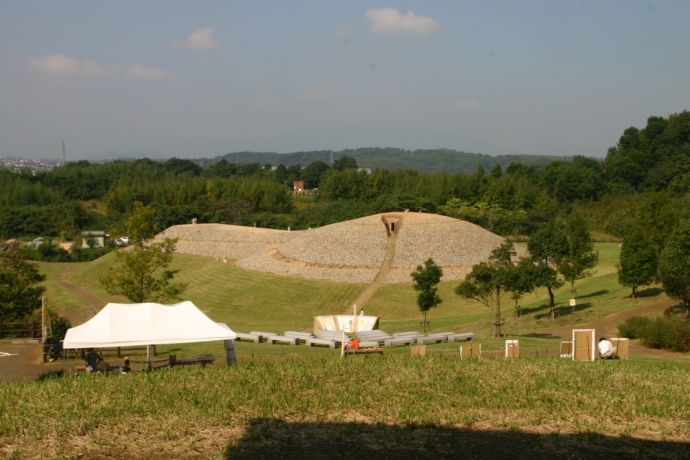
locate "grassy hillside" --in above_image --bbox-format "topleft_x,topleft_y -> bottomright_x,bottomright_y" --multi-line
1,357 -> 687,459
39,242 -> 675,360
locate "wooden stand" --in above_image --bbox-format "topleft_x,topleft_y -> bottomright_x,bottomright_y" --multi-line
505,340 -> 519,359
459,342 -> 481,359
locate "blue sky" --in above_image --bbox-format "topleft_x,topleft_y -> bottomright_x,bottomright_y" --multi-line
1,1 -> 688,160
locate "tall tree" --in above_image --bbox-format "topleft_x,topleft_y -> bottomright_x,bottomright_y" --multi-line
618,229 -> 658,298
0,243 -> 45,321
411,258 -> 443,333
100,202 -> 187,303
560,213 -> 598,304
456,241 -> 516,336
658,220 -> 690,316
528,222 -> 567,319
506,257 -> 538,317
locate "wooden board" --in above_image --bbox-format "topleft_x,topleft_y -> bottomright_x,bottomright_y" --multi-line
560,341 -> 573,358
459,342 -> 481,359
572,329 -> 595,361
505,340 -> 519,359
610,337 -> 630,360
410,345 -> 427,357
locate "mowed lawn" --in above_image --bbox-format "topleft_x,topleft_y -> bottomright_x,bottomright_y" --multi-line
1,357 -> 688,459
39,242 -> 674,359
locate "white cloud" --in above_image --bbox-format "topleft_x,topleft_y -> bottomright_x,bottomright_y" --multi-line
28,54 -> 109,77
455,99 -> 483,110
28,54 -> 174,82
173,27 -> 222,50
300,87 -> 330,102
365,8 -> 440,36
124,65 -> 174,81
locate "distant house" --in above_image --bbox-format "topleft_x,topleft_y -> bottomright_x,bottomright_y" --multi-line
81,230 -> 106,248
292,180 -> 305,194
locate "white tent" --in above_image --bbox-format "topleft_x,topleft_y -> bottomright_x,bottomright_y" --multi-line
63,301 -> 236,349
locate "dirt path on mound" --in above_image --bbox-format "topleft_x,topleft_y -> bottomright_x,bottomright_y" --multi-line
347,219 -> 401,313
521,298 -> 690,362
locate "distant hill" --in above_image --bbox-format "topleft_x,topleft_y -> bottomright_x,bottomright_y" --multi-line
197,148 -> 563,174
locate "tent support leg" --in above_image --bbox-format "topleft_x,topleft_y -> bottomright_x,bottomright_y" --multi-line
224,340 -> 236,366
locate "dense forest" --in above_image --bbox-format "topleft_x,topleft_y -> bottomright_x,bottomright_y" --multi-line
197,148 -> 559,174
1,112 -> 689,254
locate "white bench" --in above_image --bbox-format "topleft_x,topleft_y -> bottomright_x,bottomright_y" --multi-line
448,333 -> 475,342
284,331 -> 314,343
384,337 -> 415,347
267,335 -> 298,345
250,331 -> 277,342
393,332 -> 423,338
416,335 -> 446,345
234,332 -> 260,343
306,338 -> 338,348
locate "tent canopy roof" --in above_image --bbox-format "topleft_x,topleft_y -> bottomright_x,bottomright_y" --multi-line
63,301 -> 236,349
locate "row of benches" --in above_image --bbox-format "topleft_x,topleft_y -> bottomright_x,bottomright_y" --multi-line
233,330 -> 475,349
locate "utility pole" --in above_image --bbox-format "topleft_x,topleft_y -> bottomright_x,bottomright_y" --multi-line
62,140 -> 67,165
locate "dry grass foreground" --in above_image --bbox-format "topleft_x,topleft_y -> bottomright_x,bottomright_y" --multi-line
1,356 -> 688,459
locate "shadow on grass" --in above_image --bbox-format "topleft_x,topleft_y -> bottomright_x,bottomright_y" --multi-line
636,287 -> 664,298
533,303 -> 593,320
226,419 -> 690,460
578,289 -> 609,299
519,303 -> 550,316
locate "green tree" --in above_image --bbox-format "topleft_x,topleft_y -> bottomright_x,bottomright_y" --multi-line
528,222 -> 567,319
506,257 -> 537,317
100,202 -> 186,303
332,155 -> 358,171
618,229 -> 658,298
0,243 -> 46,321
658,220 -> 690,316
411,258 -> 443,332
456,241 -> 516,336
560,213 -> 598,305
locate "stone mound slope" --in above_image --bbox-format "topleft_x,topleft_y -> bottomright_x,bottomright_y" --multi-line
156,213 -> 522,283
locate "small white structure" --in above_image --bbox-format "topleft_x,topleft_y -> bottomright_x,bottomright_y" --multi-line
81,230 -> 106,248
63,301 -> 236,348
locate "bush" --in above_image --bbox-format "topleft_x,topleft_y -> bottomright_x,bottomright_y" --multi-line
70,246 -> 113,262
619,315 -> 690,352
617,316 -> 652,339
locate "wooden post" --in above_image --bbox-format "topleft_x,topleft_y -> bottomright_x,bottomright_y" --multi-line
224,340 -> 236,366
117,347 -> 122,358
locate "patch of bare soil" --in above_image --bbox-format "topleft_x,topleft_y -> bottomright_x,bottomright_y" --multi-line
0,340 -> 65,383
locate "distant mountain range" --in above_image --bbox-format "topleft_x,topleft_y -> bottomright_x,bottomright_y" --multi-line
197,148 -> 567,174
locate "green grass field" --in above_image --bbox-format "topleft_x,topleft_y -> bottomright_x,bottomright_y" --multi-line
37,242 -> 675,360
1,357 -> 688,459
4,242 -> 686,459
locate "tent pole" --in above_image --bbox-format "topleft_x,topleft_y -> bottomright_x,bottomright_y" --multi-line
146,345 -> 152,371
224,340 -> 236,366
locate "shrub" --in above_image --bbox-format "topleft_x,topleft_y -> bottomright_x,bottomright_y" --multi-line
642,317 -> 690,352
619,315 -> 690,352
617,316 -> 651,339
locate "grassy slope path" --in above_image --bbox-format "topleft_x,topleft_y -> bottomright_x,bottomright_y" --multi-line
347,218 -> 400,313
51,264 -> 102,313
523,296 -> 690,361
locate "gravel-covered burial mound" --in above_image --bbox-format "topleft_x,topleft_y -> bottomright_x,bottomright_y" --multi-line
157,213 -> 521,283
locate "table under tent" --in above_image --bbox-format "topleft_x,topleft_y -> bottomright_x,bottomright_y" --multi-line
62,301 -> 237,370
